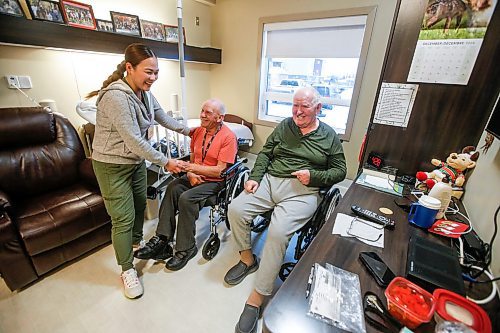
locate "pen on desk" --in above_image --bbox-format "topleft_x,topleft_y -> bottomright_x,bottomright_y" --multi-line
305,266 -> 315,299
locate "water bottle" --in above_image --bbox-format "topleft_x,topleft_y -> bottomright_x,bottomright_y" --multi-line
428,177 -> 452,219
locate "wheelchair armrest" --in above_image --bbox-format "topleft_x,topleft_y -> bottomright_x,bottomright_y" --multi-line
220,158 -> 248,178
319,185 -> 340,197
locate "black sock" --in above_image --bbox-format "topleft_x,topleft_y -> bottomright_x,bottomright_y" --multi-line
157,234 -> 169,242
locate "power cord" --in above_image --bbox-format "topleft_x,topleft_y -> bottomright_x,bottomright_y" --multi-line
463,266 -> 498,305
470,204 -> 499,279
13,85 -> 42,107
458,204 -> 500,304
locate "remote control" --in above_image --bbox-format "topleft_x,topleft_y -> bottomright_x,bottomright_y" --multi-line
351,205 -> 395,229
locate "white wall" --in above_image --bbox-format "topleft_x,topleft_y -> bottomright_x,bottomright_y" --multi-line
209,0 -> 399,180
463,132 -> 500,288
0,0 -> 214,127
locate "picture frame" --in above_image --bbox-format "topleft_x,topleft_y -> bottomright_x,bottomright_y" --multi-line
110,11 -> 141,37
60,0 -> 96,30
96,19 -> 114,32
0,0 -> 25,17
140,19 -> 165,41
164,25 -> 186,44
26,0 -> 64,23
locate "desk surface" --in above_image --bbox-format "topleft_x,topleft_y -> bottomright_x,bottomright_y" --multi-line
263,183 -> 441,333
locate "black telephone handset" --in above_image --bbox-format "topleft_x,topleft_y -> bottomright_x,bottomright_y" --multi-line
359,251 -> 396,287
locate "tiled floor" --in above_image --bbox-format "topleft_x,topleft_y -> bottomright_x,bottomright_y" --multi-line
0,179 -> 352,333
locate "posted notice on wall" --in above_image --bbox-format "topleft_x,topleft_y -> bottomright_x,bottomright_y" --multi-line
373,83 -> 418,128
407,0 -> 497,85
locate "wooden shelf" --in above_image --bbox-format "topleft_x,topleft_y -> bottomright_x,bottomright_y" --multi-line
0,15 -> 221,64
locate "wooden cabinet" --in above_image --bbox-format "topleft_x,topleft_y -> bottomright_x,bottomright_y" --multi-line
362,0 -> 499,176
0,15 -> 221,64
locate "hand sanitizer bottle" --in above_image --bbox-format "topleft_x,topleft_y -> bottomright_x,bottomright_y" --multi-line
428,177 -> 452,219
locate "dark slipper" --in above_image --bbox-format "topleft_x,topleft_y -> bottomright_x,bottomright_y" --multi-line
235,303 -> 260,333
224,254 -> 259,285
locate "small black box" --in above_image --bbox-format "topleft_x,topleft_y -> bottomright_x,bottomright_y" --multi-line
406,235 -> 465,296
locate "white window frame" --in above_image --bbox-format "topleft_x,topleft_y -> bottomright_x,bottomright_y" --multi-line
254,7 -> 377,141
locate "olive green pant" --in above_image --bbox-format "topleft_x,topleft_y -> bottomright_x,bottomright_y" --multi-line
92,160 -> 147,271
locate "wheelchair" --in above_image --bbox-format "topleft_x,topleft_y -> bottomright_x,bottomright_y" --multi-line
201,158 -> 250,260
242,185 -> 343,281
280,185 -> 342,280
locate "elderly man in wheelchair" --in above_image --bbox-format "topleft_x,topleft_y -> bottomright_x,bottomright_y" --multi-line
225,87 -> 347,333
134,98 -> 238,271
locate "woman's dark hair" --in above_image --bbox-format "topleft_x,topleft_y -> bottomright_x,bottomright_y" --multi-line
86,43 -> 156,98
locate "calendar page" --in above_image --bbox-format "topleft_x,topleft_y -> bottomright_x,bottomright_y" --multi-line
408,39 -> 482,85
407,0 -> 497,85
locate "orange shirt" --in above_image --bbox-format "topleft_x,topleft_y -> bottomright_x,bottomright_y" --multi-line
190,124 -> 238,181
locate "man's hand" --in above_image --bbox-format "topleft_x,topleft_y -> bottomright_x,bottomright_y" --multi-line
188,127 -> 197,138
187,172 -> 204,186
291,169 -> 311,185
165,159 -> 187,174
244,180 -> 259,193
183,162 -> 197,174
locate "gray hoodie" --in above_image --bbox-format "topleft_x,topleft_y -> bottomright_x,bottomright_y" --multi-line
91,79 -> 189,165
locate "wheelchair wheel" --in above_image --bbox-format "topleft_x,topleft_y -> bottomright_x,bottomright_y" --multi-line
202,233 -> 220,260
279,262 -> 296,281
324,188 -> 342,222
224,166 -> 250,230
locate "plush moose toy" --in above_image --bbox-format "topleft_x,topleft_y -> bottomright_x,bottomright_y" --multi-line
416,146 -> 479,189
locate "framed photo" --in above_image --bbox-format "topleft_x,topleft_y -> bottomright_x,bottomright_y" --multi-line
60,0 -> 96,30
26,0 -> 64,23
164,25 -> 186,44
96,19 -> 114,32
140,19 -> 165,41
110,11 -> 141,37
0,0 -> 25,17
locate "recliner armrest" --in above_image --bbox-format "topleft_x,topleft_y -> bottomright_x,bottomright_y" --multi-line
0,188 -> 12,213
79,158 -> 99,189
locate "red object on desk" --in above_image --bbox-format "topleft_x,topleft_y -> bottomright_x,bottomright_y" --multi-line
428,219 -> 469,238
433,289 -> 492,333
385,277 -> 436,329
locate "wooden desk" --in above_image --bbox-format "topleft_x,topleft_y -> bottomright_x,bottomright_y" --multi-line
262,183 -> 438,332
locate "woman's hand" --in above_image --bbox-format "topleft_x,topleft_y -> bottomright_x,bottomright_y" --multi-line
165,159 -> 186,174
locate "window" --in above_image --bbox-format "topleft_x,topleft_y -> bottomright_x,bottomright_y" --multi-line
256,9 -> 376,141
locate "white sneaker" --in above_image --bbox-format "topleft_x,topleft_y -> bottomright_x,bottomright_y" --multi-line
121,268 -> 143,299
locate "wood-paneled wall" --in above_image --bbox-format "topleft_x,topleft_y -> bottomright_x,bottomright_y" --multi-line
362,0 -> 500,176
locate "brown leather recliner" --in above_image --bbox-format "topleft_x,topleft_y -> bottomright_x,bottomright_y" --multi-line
0,107 -> 111,291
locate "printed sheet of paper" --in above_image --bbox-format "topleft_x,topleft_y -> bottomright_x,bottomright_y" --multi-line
332,213 -> 384,248
373,83 -> 418,128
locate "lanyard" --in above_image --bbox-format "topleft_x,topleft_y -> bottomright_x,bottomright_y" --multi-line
201,124 -> 222,163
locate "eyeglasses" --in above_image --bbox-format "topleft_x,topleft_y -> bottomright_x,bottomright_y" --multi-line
346,217 -> 383,242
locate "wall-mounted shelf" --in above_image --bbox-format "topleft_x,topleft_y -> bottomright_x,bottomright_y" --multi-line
0,15 -> 221,64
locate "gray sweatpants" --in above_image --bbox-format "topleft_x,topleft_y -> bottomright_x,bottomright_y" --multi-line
228,174 -> 320,296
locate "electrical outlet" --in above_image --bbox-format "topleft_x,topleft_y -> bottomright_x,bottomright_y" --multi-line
6,75 -> 19,89
18,76 -> 33,89
195,16 -> 200,26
